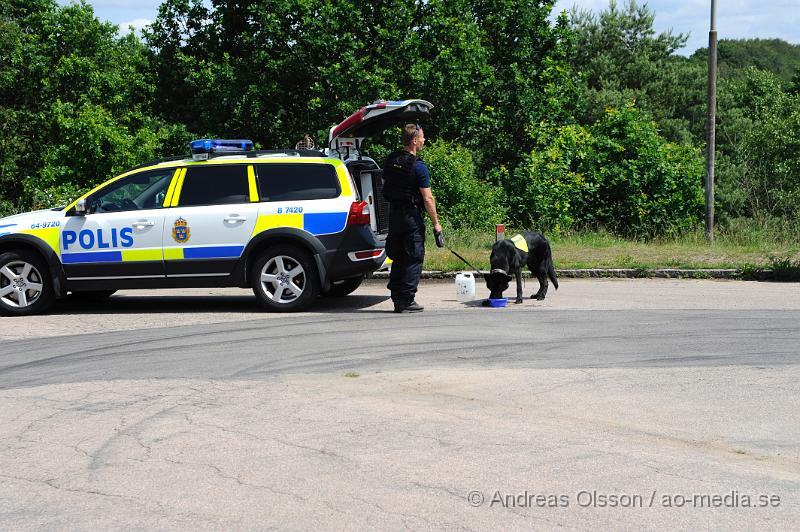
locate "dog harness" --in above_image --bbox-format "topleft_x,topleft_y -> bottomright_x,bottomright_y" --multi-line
510,234 -> 528,253
489,235 -> 529,277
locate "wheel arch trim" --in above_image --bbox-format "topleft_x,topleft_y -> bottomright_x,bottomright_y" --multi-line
242,228 -> 329,289
0,234 -> 66,297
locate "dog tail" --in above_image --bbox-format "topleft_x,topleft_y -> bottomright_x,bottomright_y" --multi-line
546,247 -> 558,290
549,262 -> 559,290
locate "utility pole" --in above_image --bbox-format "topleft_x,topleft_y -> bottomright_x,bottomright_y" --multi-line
705,0 -> 718,242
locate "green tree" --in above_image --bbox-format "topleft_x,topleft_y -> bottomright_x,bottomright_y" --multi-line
715,68 -> 800,222
509,103 -> 705,236
145,0 -> 417,149
791,70 -> 800,95
692,38 -> 800,84
145,0 -> 580,174
569,0 -> 705,144
422,139 -> 506,229
437,1 -> 582,171
0,0 -> 190,212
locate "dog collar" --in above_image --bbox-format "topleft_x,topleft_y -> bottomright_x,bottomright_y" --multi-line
490,268 -> 508,275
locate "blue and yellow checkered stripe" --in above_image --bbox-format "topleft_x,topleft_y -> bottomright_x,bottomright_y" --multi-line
251,211 -> 347,237
61,246 -> 246,264
62,248 -> 165,264
162,246 -> 245,261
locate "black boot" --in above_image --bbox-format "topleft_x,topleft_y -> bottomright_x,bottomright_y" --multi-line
394,300 -> 424,313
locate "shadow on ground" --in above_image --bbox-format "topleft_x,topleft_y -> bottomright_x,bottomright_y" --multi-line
51,293 -> 392,315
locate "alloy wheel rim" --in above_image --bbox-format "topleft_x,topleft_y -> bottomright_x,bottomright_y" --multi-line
259,255 -> 306,304
0,261 -> 44,308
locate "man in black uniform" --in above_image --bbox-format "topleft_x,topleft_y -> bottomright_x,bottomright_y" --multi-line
382,124 -> 444,313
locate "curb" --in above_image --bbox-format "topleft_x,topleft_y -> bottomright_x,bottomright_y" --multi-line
369,269 -> 776,281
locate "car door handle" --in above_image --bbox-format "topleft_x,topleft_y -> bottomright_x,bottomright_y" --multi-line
132,220 -> 155,228
224,216 -> 247,223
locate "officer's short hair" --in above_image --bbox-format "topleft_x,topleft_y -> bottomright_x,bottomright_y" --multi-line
402,124 -> 420,146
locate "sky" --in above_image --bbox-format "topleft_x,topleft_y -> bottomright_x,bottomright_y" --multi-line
552,0 -> 800,56
59,0 -> 800,57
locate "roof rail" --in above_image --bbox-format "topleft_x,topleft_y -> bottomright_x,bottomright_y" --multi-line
122,148 -> 327,174
220,149 -> 327,158
126,155 -> 187,172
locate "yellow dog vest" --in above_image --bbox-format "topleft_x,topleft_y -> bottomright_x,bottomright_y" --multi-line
510,234 -> 528,253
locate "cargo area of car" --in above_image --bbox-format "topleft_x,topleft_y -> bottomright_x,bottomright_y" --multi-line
346,159 -> 389,236
327,99 -> 434,239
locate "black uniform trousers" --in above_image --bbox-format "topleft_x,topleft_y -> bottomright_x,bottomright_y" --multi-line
385,205 -> 425,306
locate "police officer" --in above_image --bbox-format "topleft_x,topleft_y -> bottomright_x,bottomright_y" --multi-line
382,124 -> 444,313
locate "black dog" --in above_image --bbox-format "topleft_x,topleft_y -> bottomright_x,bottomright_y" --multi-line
484,231 -> 558,304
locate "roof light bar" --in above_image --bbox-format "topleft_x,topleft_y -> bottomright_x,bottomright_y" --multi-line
189,139 -> 254,160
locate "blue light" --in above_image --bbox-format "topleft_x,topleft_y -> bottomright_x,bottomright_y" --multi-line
189,139 -> 254,154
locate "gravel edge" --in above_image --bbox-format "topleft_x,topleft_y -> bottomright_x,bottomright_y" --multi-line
369,269 -> 777,281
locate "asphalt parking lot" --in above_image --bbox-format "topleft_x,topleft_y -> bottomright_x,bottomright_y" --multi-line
1,278 -> 799,530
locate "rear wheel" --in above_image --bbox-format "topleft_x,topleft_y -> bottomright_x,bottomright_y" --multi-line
323,275 -> 364,297
0,250 -> 55,316
251,245 -> 320,312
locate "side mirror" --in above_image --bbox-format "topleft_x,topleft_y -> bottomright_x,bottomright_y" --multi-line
75,198 -> 88,216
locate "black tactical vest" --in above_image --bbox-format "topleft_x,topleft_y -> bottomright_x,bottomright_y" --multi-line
382,150 -> 419,206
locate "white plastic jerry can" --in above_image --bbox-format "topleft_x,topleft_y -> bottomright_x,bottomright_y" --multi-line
455,272 -> 476,302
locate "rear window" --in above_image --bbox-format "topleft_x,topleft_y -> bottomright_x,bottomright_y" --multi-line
256,163 -> 340,201
179,165 -> 249,206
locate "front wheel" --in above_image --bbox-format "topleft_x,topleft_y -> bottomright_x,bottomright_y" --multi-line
251,245 -> 320,312
0,250 -> 55,316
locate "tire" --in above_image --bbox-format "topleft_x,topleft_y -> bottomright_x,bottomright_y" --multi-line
69,290 -> 117,301
323,275 -> 364,297
251,245 -> 320,312
0,250 -> 55,316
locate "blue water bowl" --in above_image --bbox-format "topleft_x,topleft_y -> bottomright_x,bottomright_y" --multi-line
488,298 -> 508,308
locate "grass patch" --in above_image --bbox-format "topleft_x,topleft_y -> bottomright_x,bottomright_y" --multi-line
424,223 -> 800,273
770,256 -> 800,281
344,372 -> 360,378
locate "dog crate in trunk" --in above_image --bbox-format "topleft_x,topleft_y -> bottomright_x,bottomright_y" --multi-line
371,169 -> 389,234
346,161 -> 388,235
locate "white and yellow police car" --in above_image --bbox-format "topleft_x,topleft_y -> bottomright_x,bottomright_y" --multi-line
0,99 -> 433,316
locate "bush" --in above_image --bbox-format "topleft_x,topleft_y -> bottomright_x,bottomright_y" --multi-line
25,183 -> 87,211
586,105 -> 705,236
421,140 -> 506,229
507,123 -> 591,232
715,68 -> 800,222
509,104 -> 705,237
30,102 -> 192,198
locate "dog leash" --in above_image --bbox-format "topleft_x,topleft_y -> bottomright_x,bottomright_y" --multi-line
448,249 -> 487,277
448,248 -> 521,287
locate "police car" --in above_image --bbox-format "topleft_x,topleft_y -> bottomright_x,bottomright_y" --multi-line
0,99 -> 433,316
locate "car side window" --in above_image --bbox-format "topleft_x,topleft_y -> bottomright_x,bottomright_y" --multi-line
90,170 -> 173,213
256,163 -> 340,201
178,165 -> 249,206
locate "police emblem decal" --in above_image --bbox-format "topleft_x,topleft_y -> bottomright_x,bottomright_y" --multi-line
172,217 -> 191,243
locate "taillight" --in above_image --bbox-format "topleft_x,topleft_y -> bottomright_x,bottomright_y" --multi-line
354,249 -> 383,259
347,201 -> 370,225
